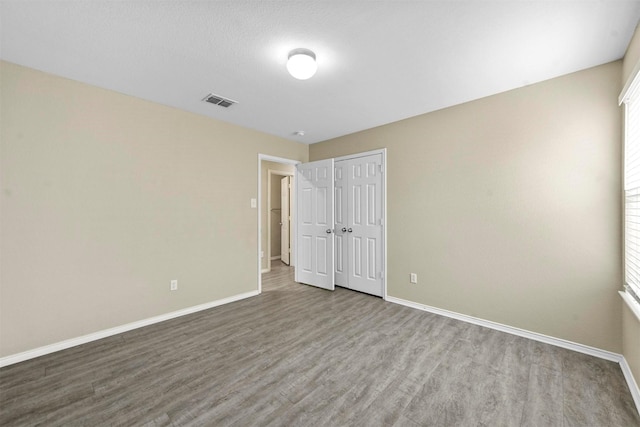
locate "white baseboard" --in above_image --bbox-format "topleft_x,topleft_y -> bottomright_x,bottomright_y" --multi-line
386,295 -> 640,414
385,296 -> 621,362
261,268 -> 270,274
0,290 -> 259,368
270,255 -> 281,261
621,356 -> 640,412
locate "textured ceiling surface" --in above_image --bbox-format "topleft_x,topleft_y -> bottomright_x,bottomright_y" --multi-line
1,1 -> 640,144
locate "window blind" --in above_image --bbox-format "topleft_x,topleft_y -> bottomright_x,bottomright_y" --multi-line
624,74 -> 640,306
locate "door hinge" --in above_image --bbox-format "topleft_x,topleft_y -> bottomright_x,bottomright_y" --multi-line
379,218 -> 384,226
378,164 -> 383,173
379,272 -> 384,279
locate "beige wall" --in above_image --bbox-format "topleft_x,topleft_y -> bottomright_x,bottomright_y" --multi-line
623,21 -> 640,85
622,303 -> 640,388
0,61 -> 308,358
622,23 -> 640,391
311,61 -> 623,352
260,161 -> 295,270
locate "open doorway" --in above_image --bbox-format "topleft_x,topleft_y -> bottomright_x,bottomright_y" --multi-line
265,169 -> 294,270
258,154 -> 300,293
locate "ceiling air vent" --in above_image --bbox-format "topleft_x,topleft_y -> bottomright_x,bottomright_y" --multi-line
202,93 -> 237,108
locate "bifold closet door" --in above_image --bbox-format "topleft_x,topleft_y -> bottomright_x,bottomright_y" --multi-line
295,159 -> 335,291
335,154 -> 383,297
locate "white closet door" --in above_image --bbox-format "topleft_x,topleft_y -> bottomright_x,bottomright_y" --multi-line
295,159 -> 335,291
344,154 -> 383,296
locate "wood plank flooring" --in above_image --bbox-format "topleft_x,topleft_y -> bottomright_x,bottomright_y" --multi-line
1,261 -> 639,426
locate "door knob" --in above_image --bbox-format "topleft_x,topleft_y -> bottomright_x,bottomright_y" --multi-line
326,229 -> 332,234
348,228 -> 353,233
341,227 -> 347,232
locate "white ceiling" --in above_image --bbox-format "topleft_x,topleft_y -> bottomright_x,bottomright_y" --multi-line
1,1 -> 640,144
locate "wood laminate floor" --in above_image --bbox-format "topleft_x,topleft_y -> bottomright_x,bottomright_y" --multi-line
1,261 -> 639,426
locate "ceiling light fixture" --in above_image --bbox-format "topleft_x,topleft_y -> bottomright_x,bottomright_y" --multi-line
287,48 -> 317,80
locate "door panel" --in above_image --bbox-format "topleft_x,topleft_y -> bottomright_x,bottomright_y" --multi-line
316,237 -> 328,275
295,159 -> 335,290
335,234 -> 344,279
302,188 -> 312,224
367,238 -> 376,280
353,184 -> 362,224
367,184 -> 376,225
300,235 -> 312,271
352,236 -> 362,277
317,187 -> 328,224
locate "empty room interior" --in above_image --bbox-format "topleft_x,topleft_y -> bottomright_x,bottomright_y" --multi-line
2,1 -> 640,425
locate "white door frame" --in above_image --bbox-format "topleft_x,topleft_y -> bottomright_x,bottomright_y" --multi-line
333,148 -> 387,300
258,154 -> 300,294
266,169 -> 294,268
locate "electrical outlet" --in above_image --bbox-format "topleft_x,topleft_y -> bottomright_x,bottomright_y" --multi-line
410,273 -> 417,284
170,279 -> 178,291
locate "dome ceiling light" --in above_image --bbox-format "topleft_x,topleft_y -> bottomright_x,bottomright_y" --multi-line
286,48 -> 317,80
